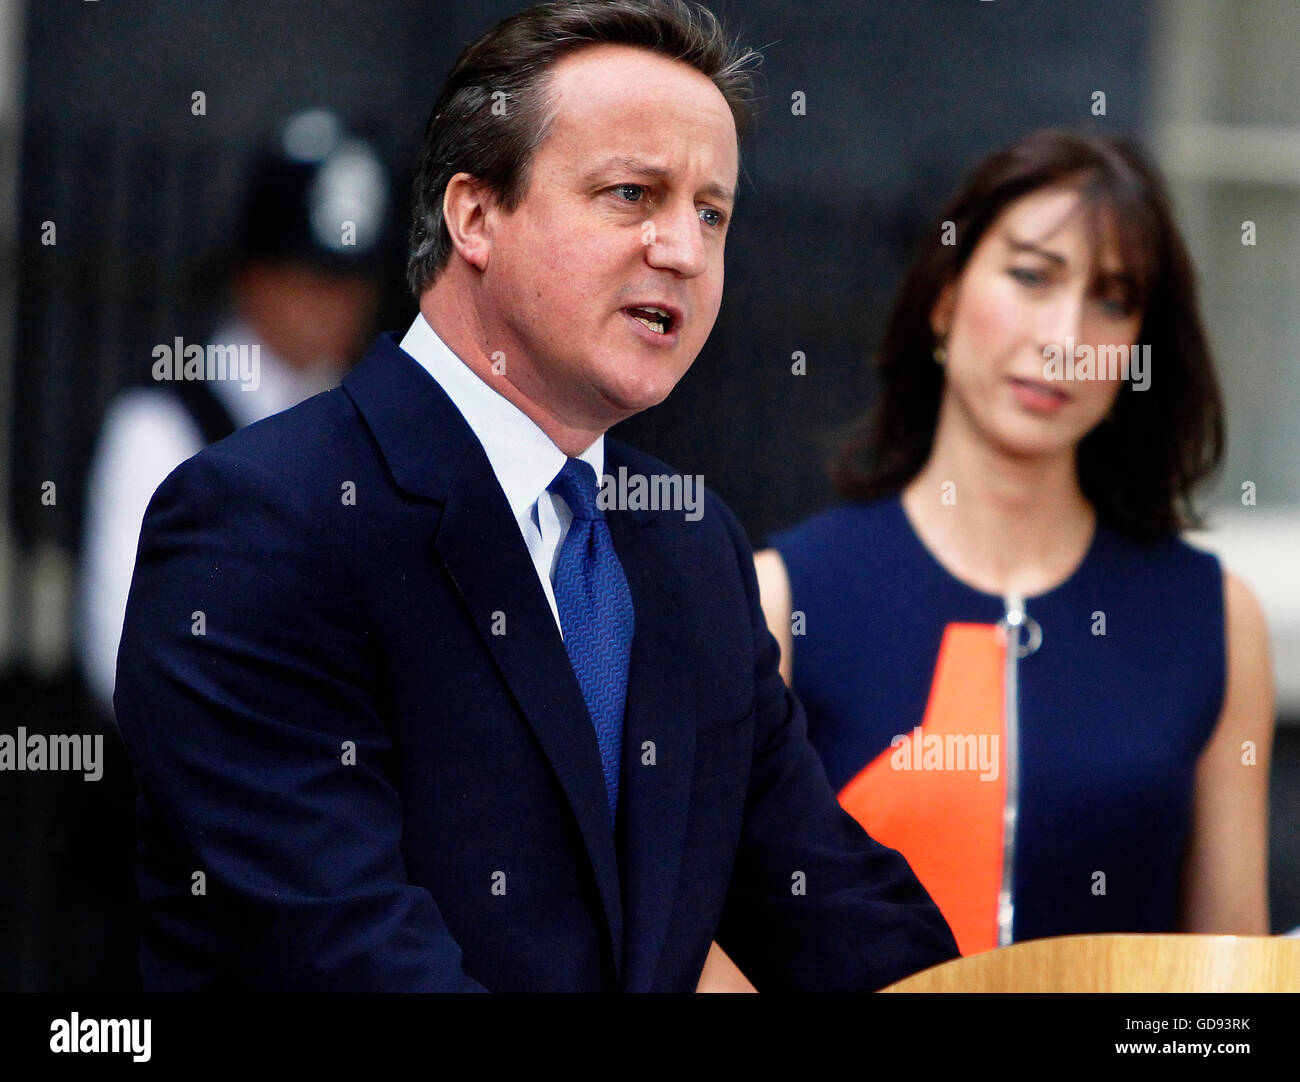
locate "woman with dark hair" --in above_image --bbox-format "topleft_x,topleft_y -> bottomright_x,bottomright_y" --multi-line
755,130 -> 1274,956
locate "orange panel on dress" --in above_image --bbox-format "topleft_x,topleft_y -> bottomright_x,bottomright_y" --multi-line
837,623 -> 1006,956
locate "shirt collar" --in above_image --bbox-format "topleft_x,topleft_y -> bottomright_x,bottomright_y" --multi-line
398,311 -> 603,525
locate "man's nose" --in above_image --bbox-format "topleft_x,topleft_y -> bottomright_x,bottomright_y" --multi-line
643,201 -> 708,278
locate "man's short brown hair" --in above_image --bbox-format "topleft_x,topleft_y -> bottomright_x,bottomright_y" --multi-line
405,0 -> 761,297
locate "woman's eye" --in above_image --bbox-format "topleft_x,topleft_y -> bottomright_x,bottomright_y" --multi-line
1096,294 -> 1137,318
1009,267 -> 1047,287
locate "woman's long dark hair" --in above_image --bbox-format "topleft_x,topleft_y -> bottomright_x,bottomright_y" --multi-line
832,130 -> 1224,542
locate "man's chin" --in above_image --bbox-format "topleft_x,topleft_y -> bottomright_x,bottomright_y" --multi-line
599,380 -> 680,420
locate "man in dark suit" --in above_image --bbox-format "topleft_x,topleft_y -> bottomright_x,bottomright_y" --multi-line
114,0 -> 958,992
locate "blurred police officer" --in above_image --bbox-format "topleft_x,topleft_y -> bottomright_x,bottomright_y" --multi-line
76,108 -> 390,718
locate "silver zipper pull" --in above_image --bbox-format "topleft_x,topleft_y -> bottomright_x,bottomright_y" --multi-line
999,590 -> 1043,659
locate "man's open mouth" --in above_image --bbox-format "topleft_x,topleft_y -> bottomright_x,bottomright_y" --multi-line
623,306 -> 675,335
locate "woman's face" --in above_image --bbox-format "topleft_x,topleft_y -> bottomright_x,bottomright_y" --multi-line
931,186 -> 1144,461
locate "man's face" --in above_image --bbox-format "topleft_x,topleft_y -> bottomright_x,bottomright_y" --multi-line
478,44 -> 739,432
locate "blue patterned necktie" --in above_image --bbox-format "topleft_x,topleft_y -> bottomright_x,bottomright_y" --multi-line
548,457 -> 635,821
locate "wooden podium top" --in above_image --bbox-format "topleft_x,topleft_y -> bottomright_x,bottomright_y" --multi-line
881,934 -> 1300,992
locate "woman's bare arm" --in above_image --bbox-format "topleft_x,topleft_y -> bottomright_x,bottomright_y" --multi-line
1179,570 -> 1275,933
753,548 -> 794,687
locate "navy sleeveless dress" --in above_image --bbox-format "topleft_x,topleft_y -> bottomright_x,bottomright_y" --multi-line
769,493 -> 1225,945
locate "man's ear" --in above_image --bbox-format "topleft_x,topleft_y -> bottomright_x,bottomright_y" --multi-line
930,279 -> 957,339
442,172 -> 494,272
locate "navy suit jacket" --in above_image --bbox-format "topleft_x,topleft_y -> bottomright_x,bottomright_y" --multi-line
114,330 -> 958,992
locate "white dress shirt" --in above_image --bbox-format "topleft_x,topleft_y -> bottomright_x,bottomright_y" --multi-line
398,311 -> 601,635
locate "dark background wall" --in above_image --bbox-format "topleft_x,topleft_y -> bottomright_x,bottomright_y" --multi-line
5,0 -> 1296,991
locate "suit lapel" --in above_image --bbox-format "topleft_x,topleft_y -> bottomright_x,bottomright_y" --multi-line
605,449 -> 696,992
343,334 -> 624,983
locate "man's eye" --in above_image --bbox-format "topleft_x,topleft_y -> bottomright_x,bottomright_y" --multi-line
699,207 -> 725,229
1009,267 -> 1047,287
612,184 -> 645,203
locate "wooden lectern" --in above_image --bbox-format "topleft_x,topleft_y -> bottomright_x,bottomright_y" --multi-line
881,934 -> 1300,992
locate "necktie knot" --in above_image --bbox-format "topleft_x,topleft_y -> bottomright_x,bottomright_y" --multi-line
548,457 -> 602,521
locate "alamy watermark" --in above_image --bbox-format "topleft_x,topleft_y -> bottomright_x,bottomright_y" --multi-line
890,726 -> 999,782
1,727 -> 103,781
1042,336 -> 1151,391
152,336 -> 260,391
598,467 -> 704,521
50,1013 -> 150,1062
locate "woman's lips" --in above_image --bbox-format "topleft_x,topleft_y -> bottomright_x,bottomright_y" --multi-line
1008,376 -> 1071,415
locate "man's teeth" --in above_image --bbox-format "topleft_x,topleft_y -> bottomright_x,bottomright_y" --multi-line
629,307 -> 670,334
